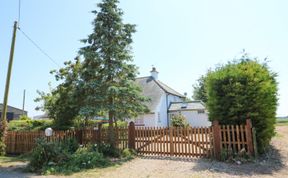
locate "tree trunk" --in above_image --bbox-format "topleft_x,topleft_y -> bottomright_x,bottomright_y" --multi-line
108,111 -> 116,147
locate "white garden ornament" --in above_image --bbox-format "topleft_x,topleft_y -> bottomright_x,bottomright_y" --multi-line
45,127 -> 53,137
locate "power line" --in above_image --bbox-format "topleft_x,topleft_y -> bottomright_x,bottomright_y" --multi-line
18,0 -> 21,27
16,0 -> 60,67
18,27 -> 61,67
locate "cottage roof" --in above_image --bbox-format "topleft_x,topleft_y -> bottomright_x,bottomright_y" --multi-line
135,76 -> 185,113
168,101 -> 206,112
0,103 -> 27,113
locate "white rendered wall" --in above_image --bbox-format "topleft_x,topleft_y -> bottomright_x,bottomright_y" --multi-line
133,113 -> 156,127
169,110 -> 211,127
155,94 -> 168,127
133,94 -> 184,127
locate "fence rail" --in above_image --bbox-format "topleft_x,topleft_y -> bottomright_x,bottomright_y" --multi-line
135,127 -> 212,157
5,119 -> 255,159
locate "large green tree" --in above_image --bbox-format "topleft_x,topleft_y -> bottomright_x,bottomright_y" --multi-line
78,0 -> 149,145
205,56 -> 278,153
35,58 -> 82,129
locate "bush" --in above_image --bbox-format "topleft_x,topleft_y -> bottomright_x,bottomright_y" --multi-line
8,120 -> 53,131
121,148 -> 136,159
206,58 -> 278,153
27,138 -> 112,174
171,114 -> 188,127
27,138 -> 70,172
0,142 -> 6,156
19,115 -> 32,120
92,143 -> 121,158
44,147 -> 111,174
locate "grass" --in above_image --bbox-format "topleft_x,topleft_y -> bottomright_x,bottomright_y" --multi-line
0,155 -> 28,167
276,119 -> 288,126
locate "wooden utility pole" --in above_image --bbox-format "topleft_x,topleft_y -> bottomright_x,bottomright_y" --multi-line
0,21 -> 18,151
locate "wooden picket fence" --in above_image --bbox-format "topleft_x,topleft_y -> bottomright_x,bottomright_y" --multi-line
5,119 -> 256,160
5,126 -> 129,154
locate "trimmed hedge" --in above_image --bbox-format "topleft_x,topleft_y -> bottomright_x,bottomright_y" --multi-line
206,59 -> 278,153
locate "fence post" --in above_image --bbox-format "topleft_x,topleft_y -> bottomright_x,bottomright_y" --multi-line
97,123 -> 102,144
245,119 -> 254,155
128,122 -> 135,149
76,129 -> 83,145
252,127 -> 258,157
212,120 -> 221,160
170,127 -> 174,156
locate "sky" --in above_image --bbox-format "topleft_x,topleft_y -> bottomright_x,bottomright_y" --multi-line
0,0 -> 287,117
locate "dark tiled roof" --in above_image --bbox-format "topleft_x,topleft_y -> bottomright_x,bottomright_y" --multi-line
0,103 -> 27,113
168,101 -> 206,112
154,80 -> 186,98
135,76 -> 185,112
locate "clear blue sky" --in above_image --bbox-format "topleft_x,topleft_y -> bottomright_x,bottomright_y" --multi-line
0,0 -> 287,117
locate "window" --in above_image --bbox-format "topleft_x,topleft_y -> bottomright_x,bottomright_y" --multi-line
157,112 -> 161,123
197,110 -> 205,114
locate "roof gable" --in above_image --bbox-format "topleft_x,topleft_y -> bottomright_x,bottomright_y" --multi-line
135,76 -> 185,112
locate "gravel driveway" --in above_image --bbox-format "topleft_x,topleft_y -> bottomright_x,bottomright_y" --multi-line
1,126 -> 287,178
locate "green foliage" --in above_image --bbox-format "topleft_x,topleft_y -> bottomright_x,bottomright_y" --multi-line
27,138 -> 71,172
35,0 -> 149,137
0,142 -> 6,156
44,148 -> 110,174
276,119 -> 288,126
8,120 -> 53,131
19,115 -> 32,120
27,138 -> 111,174
205,55 -> 278,153
35,58 -> 82,130
171,114 -> 188,127
92,143 -> 121,158
102,121 -> 128,128
77,0 -> 150,145
79,0 -> 149,119
0,115 -> 8,156
121,148 -> 136,159
192,74 -> 208,103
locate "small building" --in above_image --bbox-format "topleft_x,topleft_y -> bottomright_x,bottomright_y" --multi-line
0,104 -> 27,122
168,101 -> 211,127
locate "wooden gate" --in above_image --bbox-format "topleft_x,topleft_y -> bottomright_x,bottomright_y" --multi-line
135,127 -> 213,158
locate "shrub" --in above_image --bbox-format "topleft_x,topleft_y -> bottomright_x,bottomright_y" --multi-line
27,138 -> 112,174
0,142 -> 6,156
19,115 -> 32,120
8,120 -> 53,131
43,147 -> 110,174
92,143 -> 121,158
59,138 -> 79,154
206,58 -> 278,153
121,148 -> 136,159
171,114 -> 188,127
68,148 -> 110,169
27,138 -> 70,172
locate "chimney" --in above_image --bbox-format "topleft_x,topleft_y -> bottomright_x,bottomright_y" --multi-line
150,67 -> 159,80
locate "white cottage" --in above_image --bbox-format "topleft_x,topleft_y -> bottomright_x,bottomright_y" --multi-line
134,67 -> 211,127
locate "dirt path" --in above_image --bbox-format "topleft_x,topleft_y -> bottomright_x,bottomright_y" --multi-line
1,126 -> 287,178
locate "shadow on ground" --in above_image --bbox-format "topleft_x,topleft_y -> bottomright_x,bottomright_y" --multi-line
140,145 -> 285,177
